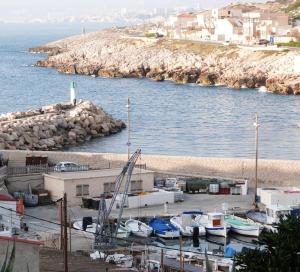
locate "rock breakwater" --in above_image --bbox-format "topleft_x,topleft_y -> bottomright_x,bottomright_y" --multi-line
0,101 -> 125,151
30,28 -> 300,95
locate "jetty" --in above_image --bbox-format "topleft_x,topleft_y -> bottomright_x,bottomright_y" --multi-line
0,100 -> 125,151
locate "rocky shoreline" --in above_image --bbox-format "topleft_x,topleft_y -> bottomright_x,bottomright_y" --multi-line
0,101 -> 125,151
30,28 -> 300,95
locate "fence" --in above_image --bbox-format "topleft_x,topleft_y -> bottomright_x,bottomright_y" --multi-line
0,166 -> 7,177
7,164 -> 90,177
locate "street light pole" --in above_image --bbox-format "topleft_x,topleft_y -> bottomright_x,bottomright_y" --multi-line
253,114 -> 260,209
126,98 -> 131,160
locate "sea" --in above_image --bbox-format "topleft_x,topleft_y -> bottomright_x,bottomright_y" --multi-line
1,22 -> 300,159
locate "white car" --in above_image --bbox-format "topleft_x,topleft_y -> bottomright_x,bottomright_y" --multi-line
54,161 -> 88,172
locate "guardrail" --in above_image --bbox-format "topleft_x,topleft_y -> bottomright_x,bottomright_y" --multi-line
6,164 -> 90,177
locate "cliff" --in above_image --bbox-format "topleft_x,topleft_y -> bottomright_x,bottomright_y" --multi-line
30,28 -> 300,95
0,101 -> 125,151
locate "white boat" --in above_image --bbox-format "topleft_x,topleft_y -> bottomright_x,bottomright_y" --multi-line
225,215 -> 263,237
196,212 -> 230,237
106,254 -> 133,268
266,204 -> 292,225
73,220 -> 131,238
125,219 -> 153,237
170,211 -> 206,236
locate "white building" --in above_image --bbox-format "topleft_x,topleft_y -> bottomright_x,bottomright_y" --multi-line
258,187 -> 300,206
215,18 -> 243,42
0,194 -> 23,230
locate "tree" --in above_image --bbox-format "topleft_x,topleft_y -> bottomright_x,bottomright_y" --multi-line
235,215 -> 300,272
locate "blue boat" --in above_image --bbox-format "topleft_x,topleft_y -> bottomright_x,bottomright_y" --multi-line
149,218 -> 180,239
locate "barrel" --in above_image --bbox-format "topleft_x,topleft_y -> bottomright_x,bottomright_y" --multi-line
209,183 -> 220,194
193,226 -> 199,238
82,217 -> 93,231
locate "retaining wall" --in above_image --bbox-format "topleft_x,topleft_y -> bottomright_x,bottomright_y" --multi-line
1,150 -> 300,187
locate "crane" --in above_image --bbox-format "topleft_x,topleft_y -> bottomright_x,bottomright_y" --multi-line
94,148 -> 142,249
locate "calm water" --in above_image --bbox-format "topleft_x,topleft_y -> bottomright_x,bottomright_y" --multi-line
1,23 -> 300,159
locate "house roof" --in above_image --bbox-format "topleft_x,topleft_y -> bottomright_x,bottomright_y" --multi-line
44,168 -> 154,181
0,236 -> 43,246
227,18 -> 243,27
177,13 -> 197,19
0,194 -> 15,202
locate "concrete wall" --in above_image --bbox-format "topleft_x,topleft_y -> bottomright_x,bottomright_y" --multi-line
0,239 -> 40,272
43,175 -> 65,201
2,150 -> 300,188
6,173 -> 44,193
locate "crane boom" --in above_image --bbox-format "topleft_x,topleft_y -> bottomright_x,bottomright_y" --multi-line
95,148 -> 141,249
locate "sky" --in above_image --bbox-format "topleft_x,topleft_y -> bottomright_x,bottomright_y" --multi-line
0,0 -> 264,22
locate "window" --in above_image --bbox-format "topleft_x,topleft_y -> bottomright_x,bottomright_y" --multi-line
76,184 -> 89,197
104,183 -> 115,194
131,180 -> 143,192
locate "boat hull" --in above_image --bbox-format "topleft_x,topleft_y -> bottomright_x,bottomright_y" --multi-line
125,219 -> 152,238
155,230 -> 180,239
230,226 -> 261,237
205,227 -> 230,237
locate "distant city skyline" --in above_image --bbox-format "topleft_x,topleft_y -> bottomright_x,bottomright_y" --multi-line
0,0 -> 264,23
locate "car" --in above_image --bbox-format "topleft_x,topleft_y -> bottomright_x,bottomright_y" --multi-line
257,39 -> 269,45
54,161 -> 88,172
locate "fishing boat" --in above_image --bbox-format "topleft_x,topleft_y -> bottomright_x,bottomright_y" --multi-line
106,254 -> 133,268
246,205 -> 293,232
170,211 -> 206,236
125,219 -> 153,237
225,214 -> 262,237
73,218 -> 131,238
196,212 -> 230,237
149,217 -> 180,239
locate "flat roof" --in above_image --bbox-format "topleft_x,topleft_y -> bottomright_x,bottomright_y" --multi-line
44,168 -> 154,181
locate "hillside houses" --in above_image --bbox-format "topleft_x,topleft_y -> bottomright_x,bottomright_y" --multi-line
164,6 -> 296,44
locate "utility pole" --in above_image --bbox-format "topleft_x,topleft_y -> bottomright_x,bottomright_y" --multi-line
60,200 -> 63,251
63,193 -> 69,272
253,114 -> 260,209
160,249 -> 164,272
179,236 -> 183,272
69,214 -> 72,252
126,97 -> 131,160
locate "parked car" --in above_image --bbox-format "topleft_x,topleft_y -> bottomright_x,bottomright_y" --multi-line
257,39 -> 269,45
54,161 -> 88,172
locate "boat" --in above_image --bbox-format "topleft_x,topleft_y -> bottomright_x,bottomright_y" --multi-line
246,205 -> 293,232
14,184 -> 38,207
170,211 -> 206,236
73,218 -> 131,238
196,212 -> 230,237
106,254 -> 133,268
265,205 -> 292,225
149,217 -> 180,239
125,219 -> 152,237
224,214 -> 262,237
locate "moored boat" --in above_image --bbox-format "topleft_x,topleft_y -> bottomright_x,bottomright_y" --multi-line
196,212 -> 230,237
225,214 -> 262,237
170,211 -> 206,236
149,217 -> 180,239
73,218 -> 131,238
125,219 -> 152,238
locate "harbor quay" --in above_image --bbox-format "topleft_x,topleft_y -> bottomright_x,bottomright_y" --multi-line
2,149 -> 300,187
1,149 -> 300,271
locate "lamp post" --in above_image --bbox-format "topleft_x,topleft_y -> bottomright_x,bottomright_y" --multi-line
253,114 -> 260,209
126,98 -> 131,160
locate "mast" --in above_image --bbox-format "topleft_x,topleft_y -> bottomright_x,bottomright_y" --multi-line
253,114 -> 260,209
126,98 -> 131,160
